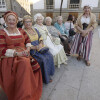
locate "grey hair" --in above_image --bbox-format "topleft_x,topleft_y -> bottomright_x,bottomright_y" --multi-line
45,17 -> 52,23
57,16 -> 63,21
34,13 -> 44,22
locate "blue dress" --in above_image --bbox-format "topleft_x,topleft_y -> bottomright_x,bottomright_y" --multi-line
26,28 -> 55,84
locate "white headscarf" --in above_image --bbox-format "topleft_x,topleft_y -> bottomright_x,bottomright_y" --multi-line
34,13 -> 44,22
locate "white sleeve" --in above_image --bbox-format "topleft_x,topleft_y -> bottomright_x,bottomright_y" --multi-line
5,49 -> 15,57
71,23 -> 74,28
26,43 -> 32,47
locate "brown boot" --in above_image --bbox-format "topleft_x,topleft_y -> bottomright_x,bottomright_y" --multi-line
77,56 -> 81,61
85,61 -> 90,66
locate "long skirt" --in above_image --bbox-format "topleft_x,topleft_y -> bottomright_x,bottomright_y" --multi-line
59,35 -> 71,54
44,36 -> 67,67
30,44 -> 55,84
0,57 -> 42,100
70,31 -> 93,61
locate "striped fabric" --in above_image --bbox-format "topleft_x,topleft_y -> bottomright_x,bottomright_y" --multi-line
0,28 -> 30,57
70,31 -> 93,61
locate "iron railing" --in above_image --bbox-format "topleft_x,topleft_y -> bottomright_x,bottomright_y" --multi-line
46,5 -> 54,9
69,4 -> 80,9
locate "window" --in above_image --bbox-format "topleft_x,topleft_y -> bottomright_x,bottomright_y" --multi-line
0,0 -> 6,11
46,0 -> 53,9
46,0 -> 53,5
70,0 -> 80,4
69,0 -> 80,9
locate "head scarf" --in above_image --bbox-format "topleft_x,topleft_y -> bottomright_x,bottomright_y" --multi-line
34,13 -> 44,22
3,11 -> 18,21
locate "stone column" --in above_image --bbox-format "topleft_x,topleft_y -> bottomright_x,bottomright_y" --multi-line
67,0 -> 70,9
98,0 -> 100,8
44,0 -> 46,10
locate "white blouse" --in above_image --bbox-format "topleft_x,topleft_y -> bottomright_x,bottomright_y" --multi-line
81,16 -> 90,24
64,22 -> 74,30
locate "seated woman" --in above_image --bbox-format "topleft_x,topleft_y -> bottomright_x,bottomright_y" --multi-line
45,16 -> 71,55
34,13 -> 67,68
0,11 -> 42,100
54,16 -> 68,36
23,15 -> 55,84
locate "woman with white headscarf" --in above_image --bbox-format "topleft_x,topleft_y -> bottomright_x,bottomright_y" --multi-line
34,13 -> 67,68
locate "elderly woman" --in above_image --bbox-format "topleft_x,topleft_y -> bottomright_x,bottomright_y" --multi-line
70,5 -> 97,66
23,15 -> 55,84
0,11 -> 42,100
34,13 -> 67,68
45,16 -> 71,55
54,16 -> 68,36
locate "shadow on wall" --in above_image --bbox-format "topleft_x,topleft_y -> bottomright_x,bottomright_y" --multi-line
12,1 -> 32,18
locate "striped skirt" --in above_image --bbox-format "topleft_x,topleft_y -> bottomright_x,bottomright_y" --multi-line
70,31 -> 93,61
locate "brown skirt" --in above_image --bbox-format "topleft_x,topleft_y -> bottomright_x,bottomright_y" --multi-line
0,57 -> 42,100
60,35 -> 70,54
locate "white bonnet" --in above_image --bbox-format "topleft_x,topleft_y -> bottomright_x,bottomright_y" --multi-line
34,13 -> 44,22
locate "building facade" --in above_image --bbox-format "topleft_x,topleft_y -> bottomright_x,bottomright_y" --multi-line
0,0 -> 32,17
32,0 -> 100,22
0,0 -> 100,22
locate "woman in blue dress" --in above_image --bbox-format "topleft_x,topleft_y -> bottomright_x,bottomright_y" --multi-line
23,15 -> 55,84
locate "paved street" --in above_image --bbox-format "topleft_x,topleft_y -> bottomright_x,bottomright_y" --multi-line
0,26 -> 100,100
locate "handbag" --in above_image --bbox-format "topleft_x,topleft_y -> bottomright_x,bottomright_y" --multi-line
69,22 -> 76,36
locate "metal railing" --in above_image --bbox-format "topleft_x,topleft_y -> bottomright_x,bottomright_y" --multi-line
69,4 -> 80,9
46,5 -> 54,9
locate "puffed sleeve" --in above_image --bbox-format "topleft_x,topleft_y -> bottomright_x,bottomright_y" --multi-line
0,30 -> 16,57
0,30 -> 7,57
91,14 -> 98,29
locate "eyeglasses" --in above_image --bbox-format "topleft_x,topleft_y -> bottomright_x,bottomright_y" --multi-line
24,21 -> 32,23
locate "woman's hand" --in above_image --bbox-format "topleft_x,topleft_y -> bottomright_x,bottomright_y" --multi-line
14,50 -> 30,57
26,47 -> 30,53
21,50 -> 30,57
58,32 -> 61,36
81,30 -> 89,37
38,43 -> 43,50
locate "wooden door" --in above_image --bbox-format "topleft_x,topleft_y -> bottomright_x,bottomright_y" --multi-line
69,12 -> 78,19
46,13 -> 53,19
99,13 -> 100,19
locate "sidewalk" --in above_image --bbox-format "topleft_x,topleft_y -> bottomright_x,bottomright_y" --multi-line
0,26 -> 100,100
41,26 -> 100,100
